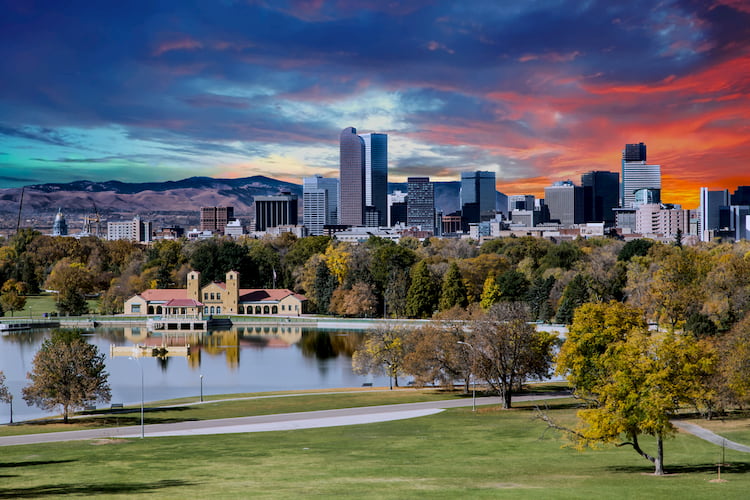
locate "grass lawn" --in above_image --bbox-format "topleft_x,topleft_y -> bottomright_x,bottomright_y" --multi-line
1,400 -> 748,498
7,294 -> 99,319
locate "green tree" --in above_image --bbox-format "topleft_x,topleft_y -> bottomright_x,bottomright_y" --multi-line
439,262 -> 468,311
0,279 -> 27,317
311,260 -> 338,314
352,326 -> 411,388
528,276 -> 556,322
405,261 -> 439,318
496,269 -> 530,302
555,274 -> 590,325
469,302 -> 557,408
556,302 -> 715,475
617,238 -> 654,262
22,329 -> 111,423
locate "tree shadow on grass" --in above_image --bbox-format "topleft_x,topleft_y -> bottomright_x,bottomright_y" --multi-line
0,479 -> 195,498
0,460 -> 77,469
605,462 -> 750,475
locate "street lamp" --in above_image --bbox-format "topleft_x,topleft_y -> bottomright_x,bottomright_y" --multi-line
457,341 -> 476,412
200,374 -> 204,402
128,356 -> 145,438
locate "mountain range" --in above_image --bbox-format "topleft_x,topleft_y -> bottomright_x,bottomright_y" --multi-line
0,175 -> 504,220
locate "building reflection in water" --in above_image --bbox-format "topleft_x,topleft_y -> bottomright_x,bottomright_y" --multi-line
117,325 -> 361,370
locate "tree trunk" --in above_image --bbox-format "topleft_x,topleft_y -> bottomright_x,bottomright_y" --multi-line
63,404 -> 69,424
654,435 -> 664,476
503,390 -> 512,409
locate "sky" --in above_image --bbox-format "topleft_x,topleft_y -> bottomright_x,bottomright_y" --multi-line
1,0 -> 750,208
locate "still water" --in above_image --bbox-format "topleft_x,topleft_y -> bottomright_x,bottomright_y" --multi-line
0,325 -> 389,422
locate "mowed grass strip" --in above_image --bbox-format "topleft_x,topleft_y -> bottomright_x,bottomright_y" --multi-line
1,402 -> 749,499
0,388 -> 476,436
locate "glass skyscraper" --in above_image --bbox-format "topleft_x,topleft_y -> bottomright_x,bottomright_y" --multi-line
407,177 -> 435,233
460,171 -> 496,223
339,127 -> 388,227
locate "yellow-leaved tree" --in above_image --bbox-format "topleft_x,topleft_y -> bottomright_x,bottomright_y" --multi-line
556,301 -> 715,475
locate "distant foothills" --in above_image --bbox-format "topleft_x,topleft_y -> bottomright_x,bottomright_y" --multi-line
0,175 -> 475,218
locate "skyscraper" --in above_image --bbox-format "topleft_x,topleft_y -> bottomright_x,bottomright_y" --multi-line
621,143 -> 660,209
581,171 -> 619,224
360,132 -> 388,227
254,192 -> 298,232
200,206 -> 234,232
339,127 -> 366,226
407,177 -> 435,233
303,175 -> 339,236
460,171 -> 496,223
699,187 -> 730,241
339,127 -> 388,227
544,181 -> 584,227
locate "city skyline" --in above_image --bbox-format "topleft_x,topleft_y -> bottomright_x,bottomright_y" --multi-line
2,1 -> 750,209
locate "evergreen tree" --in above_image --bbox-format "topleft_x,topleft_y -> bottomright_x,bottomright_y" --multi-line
312,260 -> 337,314
528,276 -> 556,322
439,262 -> 468,311
405,261 -> 439,318
497,269 -> 530,302
555,274 -> 590,324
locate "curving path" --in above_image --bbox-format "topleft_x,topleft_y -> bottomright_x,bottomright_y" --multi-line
672,420 -> 750,453
0,393 -> 569,447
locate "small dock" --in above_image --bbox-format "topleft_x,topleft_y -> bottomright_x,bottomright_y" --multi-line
110,344 -> 190,358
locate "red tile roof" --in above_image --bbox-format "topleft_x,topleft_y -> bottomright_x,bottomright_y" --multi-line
140,289 -> 188,301
164,299 -> 203,307
238,289 -> 307,303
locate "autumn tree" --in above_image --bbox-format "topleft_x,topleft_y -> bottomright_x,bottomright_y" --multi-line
329,282 -> 378,317
556,301 -> 715,475
22,329 -> 111,423
352,325 -> 411,388
468,302 -> 557,408
45,259 -> 95,316
0,279 -> 27,317
0,371 -> 11,406
716,312 -> 750,408
479,273 -> 502,310
404,315 -> 471,389
438,262 -> 468,311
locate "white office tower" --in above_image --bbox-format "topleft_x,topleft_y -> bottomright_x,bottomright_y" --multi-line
303,175 -> 339,235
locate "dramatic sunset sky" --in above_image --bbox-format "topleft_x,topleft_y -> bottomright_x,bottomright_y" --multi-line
2,1 -> 750,208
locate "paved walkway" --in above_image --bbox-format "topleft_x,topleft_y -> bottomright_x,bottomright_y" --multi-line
0,393 -> 569,447
672,420 -> 750,453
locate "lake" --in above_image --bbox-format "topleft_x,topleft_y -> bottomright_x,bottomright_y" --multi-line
0,324 -> 389,423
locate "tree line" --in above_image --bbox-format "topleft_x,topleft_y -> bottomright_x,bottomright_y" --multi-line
3,229 -> 750,334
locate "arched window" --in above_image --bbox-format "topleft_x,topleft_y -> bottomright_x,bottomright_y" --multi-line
148,306 -> 154,315
255,306 -> 261,314
156,306 -> 163,315
216,306 -> 221,314
210,306 -> 215,314
263,306 -> 270,314
272,306 -> 278,314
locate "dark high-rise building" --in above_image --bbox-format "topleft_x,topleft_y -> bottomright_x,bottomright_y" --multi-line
200,206 -> 234,232
360,132 -> 388,227
544,181 -> 584,226
460,171 -> 496,223
407,177 -> 435,232
254,193 -> 298,231
581,171 -> 619,224
732,186 -> 750,206
339,127 -> 366,226
622,142 -> 647,162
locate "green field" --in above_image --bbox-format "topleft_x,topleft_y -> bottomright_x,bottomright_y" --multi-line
1,397 -> 749,498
